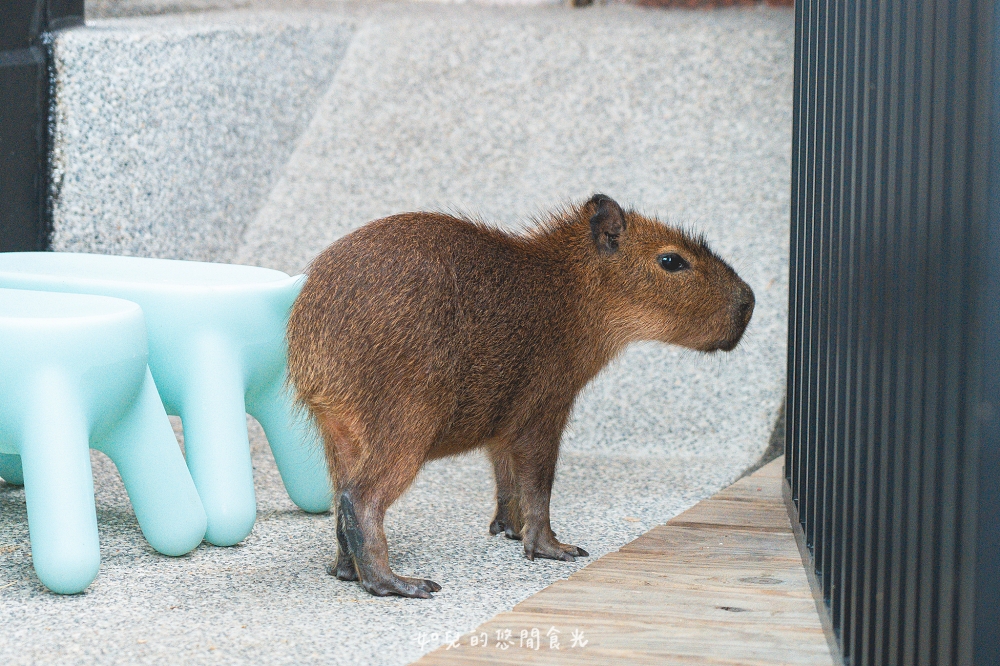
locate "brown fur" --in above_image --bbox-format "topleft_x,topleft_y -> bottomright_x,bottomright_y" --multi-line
287,194 -> 754,598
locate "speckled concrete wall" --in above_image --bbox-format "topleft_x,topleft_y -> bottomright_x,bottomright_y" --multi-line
48,12 -> 353,262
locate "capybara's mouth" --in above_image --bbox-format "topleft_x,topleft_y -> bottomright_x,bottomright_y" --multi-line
717,337 -> 742,352
704,328 -> 747,353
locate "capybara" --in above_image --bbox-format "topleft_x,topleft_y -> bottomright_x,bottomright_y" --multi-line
287,194 -> 754,598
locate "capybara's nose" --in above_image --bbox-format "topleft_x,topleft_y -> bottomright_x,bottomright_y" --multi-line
736,285 -> 755,328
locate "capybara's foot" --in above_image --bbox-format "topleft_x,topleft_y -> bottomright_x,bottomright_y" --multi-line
489,516 -> 524,541
489,499 -> 525,540
523,528 -> 588,562
361,574 -> 439,599
326,559 -> 359,581
489,516 -> 504,535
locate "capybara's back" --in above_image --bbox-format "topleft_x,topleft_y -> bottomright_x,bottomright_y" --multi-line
287,194 -> 754,598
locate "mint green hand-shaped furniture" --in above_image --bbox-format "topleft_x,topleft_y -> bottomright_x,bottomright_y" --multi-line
0,288 -> 206,594
0,253 -> 332,547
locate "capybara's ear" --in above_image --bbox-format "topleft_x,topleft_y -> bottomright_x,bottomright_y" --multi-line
588,194 -> 626,255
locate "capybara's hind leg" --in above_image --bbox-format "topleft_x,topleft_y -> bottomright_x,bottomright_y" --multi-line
335,419 -> 444,598
314,409 -> 363,582
488,447 -> 524,540
336,488 -> 441,598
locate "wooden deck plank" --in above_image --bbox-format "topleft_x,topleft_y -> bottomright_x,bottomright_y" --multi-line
750,457 -> 785,479
713,475 -> 784,502
669,499 -> 793,533
618,524 -> 800,561
422,613 -> 830,666
414,455 -> 833,665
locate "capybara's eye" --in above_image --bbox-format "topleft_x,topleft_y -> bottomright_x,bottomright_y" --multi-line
657,253 -> 690,272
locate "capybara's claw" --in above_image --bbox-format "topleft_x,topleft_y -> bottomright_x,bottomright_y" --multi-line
401,576 -> 442,593
525,546 -> 574,562
362,575 -> 436,599
489,518 -> 505,536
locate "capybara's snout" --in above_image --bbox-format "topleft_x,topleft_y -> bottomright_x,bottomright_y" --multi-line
717,280 -> 755,352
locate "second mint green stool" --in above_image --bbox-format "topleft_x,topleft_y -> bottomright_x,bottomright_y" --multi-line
0,288 -> 206,594
0,253 -> 332,547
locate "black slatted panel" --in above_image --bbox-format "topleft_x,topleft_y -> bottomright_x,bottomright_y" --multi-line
0,0 -> 83,252
786,1 -> 1000,664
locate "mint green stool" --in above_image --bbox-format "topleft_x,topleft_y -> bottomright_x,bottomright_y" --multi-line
0,253 -> 332,547
0,288 -> 206,594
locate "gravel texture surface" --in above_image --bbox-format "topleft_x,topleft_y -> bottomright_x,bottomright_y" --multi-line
49,11 -> 353,262
2,3 -> 792,664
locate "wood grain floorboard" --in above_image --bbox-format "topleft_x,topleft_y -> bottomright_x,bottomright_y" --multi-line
414,456 -> 834,665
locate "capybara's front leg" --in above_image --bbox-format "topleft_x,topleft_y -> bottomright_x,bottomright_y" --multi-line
334,490 -> 441,598
488,448 -> 524,540
510,427 -> 588,562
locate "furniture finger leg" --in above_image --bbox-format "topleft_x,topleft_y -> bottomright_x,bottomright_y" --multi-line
181,337 -> 257,547
19,370 -> 100,594
93,368 -> 207,556
247,376 -> 331,514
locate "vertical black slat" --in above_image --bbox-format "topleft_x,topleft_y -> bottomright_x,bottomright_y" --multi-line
890,1 -> 927,661
969,1 -> 1000,658
791,0 -> 810,510
0,46 -> 48,252
806,0 -> 825,535
874,1 -> 907,661
828,0 -> 847,599
807,0 -> 826,569
873,0 -> 905,661
813,0 -> 829,544
819,2 -> 847,612
859,0 -> 891,661
846,0 -> 879,658
787,0 -> 808,502
791,0 -> 816,516
885,2 -> 914,659
963,4 -> 997,664
839,1 -> 870,656
951,3 -> 990,662
833,0 -> 861,648
785,2 -> 808,503
902,2 -> 937,662
804,0 -> 829,553
916,0 -> 950,660
932,1 -> 959,657
937,1 -> 973,661
863,0 -> 890,657
853,0 -> 882,657
816,0 -> 843,597
810,0 -> 830,580
798,0 -> 820,533
0,0 -> 84,254
785,0 -> 801,493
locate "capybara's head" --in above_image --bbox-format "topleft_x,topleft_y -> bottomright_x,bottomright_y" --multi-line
582,194 -> 754,352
